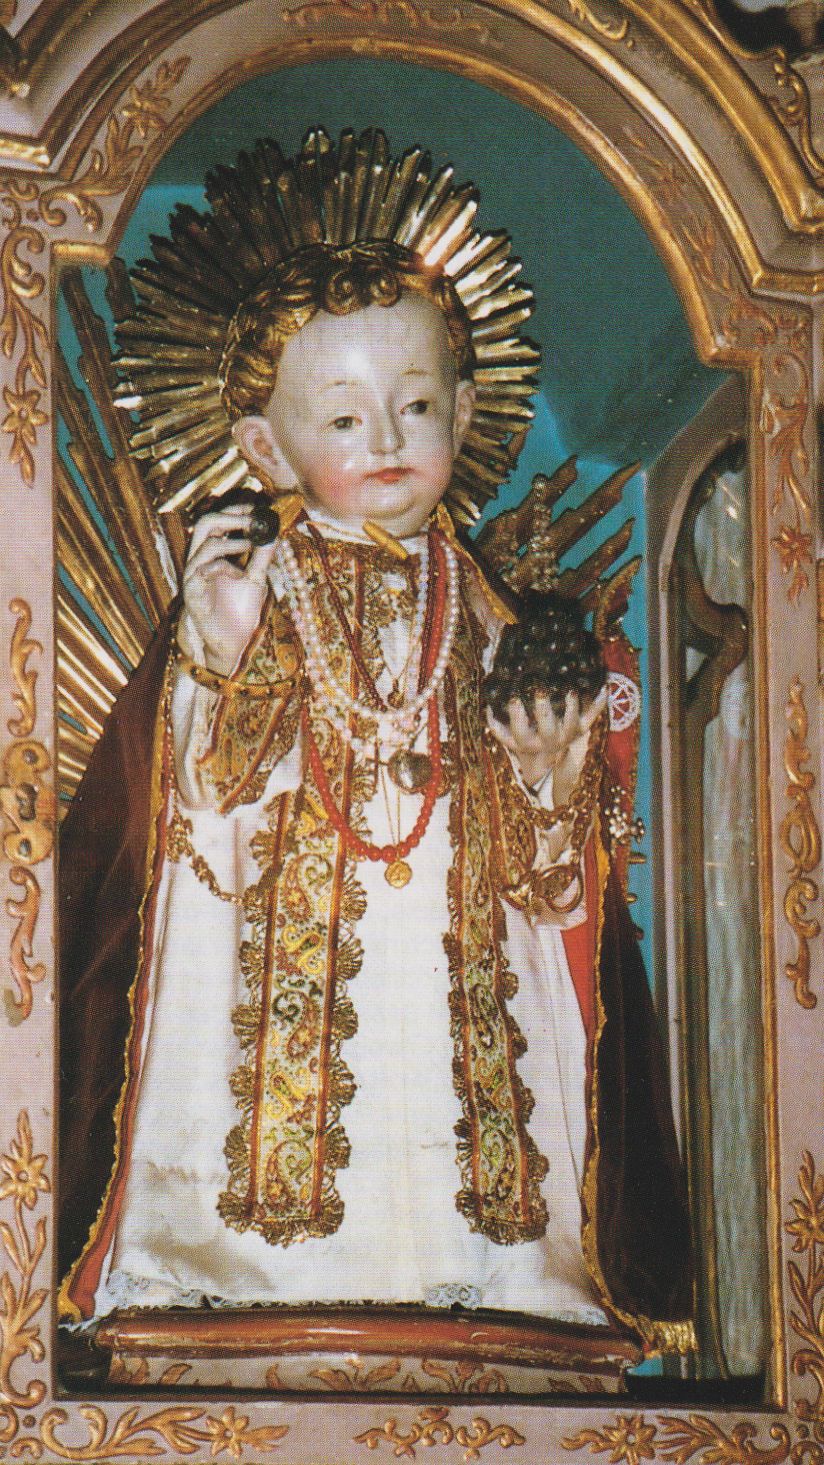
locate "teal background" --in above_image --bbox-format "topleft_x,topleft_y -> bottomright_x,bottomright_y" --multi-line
59,57 -> 731,969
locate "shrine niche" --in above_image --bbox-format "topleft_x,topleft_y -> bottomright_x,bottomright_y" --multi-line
0,2 -> 823,1460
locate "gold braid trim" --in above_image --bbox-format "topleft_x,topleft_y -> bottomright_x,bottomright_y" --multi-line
176,651 -> 294,698
201,592 -> 303,813
483,730 -> 538,892
489,716 -> 609,920
218,552 -> 370,1245
443,586 -> 549,1245
645,1318 -> 698,1355
435,504 -> 517,625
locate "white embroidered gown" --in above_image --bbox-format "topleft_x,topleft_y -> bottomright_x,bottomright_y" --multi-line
90,518 -> 608,1326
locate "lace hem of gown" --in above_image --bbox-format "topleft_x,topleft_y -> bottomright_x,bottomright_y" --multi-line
95,1269 -> 610,1329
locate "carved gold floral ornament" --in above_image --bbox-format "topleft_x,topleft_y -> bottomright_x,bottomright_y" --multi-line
786,1151 -> 824,1422
38,57 -> 190,233
562,1158 -> 824,1465
7,597 -> 38,738
0,1402 -> 289,1460
625,126 -> 814,604
1,601 -> 52,1022
0,55 -> 189,486
0,177 -> 48,486
563,1413 -> 801,1465
779,678 -> 822,1009
282,0 -> 493,41
0,1111 -> 49,1409
355,1405 -> 526,1460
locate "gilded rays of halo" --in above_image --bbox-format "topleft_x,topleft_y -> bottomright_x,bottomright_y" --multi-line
56,126 -> 640,809
114,126 -> 541,525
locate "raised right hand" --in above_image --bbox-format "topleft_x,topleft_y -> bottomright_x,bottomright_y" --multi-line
182,504 -> 279,675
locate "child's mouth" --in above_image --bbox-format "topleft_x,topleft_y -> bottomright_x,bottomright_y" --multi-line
368,467 -> 411,484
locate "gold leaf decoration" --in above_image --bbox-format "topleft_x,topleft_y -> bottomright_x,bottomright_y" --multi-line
786,1151 -> 824,1421
5,867 -> 45,1024
770,54 -> 824,187
23,1403 -> 288,1459
779,678 -> 821,1008
282,0 -> 492,41
624,127 -> 814,605
0,1111 -> 49,1408
0,178 -> 48,486
565,0 -> 629,43
0,57 -> 189,487
2,600 -> 51,1022
563,1414 -> 657,1465
310,1357 -> 404,1391
656,1416 -> 793,1465
7,597 -> 39,738
563,1413 -> 797,1465
39,57 -> 191,233
355,1405 -> 525,1460
773,524 -> 814,606
762,350 -> 812,603
419,1359 -> 508,1394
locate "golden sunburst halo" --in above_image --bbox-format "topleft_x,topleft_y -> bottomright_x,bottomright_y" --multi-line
114,126 -> 540,525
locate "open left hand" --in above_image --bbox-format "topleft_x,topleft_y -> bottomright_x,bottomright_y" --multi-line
487,685 -> 608,799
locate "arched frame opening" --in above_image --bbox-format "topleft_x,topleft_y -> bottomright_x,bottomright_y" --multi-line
0,2 -> 822,1454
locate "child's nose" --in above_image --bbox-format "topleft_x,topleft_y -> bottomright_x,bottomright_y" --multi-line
369,407 -> 403,455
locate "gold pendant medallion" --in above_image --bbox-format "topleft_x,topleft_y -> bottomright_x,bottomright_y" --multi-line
385,859 -> 413,888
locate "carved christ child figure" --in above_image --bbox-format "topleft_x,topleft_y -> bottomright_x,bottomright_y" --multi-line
59,239 -> 692,1345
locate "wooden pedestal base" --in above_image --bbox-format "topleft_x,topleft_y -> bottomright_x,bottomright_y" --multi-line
92,1307 -> 642,1395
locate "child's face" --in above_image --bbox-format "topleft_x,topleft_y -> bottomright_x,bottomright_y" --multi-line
234,292 -> 475,538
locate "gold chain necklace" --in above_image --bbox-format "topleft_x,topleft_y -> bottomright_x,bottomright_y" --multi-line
522,712 -> 608,916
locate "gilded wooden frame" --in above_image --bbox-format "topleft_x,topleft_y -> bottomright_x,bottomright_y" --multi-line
1,0 -> 823,1457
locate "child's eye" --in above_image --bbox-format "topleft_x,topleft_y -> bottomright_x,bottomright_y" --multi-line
403,399 -> 429,416
330,414 -> 357,430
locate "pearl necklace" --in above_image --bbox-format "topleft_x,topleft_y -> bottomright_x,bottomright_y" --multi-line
276,528 -> 459,754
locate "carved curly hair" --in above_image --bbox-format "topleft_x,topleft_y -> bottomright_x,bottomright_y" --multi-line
483,590 -> 606,724
219,239 -> 475,421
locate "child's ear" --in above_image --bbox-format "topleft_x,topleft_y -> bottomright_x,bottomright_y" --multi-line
232,416 -> 299,492
452,380 -> 476,452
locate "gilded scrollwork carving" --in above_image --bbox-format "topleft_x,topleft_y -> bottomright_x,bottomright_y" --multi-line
563,1413 -> 799,1465
563,1414 -> 658,1465
559,1153 -> 824,1452
763,343 -> 814,604
625,126 -> 814,603
0,1401 -> 289,1460
38,57 -> 190,233
769,56 -> 824,188
0,177 -> 48,486
0,55 -> 189,485
6,867 -> 46,1025
281,0 -> 492,42
0,1111 -> 49,1409
779,678 -> 821,1009
311,1357 -> 511,1393
2,600 -> 52,1022
281,0 -> 627,42
355,1406 -> 526,1460
786,1151 -> 824,1422
563,0 -> 629,43
7,597 -> 39,738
